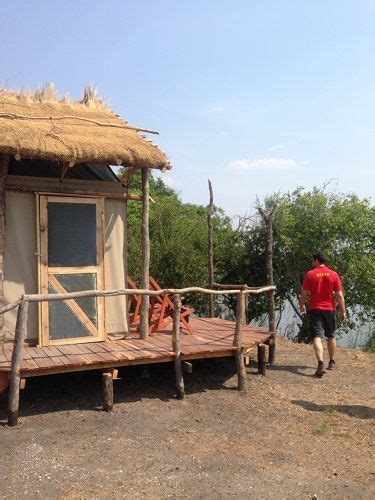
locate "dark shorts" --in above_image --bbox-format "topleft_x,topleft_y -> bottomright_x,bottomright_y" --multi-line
309,309 -> 336,339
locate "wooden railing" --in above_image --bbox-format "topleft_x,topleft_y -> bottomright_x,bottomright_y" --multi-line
0,284 -> 276,427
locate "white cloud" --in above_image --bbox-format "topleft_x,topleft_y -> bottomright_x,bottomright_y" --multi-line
228,157 -> 298,171
211,105 -> 224,113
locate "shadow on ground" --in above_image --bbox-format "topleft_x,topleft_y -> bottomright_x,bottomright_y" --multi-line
292,399 -> 375,419
268,364 -> 314,378
0,358 -> 239,421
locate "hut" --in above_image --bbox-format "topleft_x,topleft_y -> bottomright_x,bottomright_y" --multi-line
0,85 -> 275,423
0,85 -> 170,347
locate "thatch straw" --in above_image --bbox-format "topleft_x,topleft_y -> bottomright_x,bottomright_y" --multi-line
0,85 -> 171,169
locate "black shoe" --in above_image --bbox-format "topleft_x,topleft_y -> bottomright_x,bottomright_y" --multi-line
327,359 -> 336,370
314,361 -> 325,377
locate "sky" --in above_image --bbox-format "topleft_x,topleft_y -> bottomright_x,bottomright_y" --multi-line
1,0 -> 374,216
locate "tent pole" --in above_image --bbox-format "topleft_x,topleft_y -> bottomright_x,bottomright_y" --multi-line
140,167 -> 150,340
0,153 -> 9,330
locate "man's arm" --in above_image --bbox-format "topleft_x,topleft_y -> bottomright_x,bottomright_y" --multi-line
299,288 -> 308,315
335,290 -> 347,323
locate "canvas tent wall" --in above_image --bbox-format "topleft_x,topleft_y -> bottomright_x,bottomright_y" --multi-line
2,161 -> 128,343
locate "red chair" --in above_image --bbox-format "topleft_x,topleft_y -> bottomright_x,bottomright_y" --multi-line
127,276 -> 194,335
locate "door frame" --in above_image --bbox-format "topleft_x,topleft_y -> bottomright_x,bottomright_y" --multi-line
37,194 -> 105,346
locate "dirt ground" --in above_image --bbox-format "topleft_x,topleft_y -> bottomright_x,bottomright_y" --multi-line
0,337 -> 374,499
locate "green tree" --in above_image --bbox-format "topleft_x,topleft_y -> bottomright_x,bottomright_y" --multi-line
226,187 -> 375,341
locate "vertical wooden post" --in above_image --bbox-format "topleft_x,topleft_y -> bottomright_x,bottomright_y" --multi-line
102,372 -> 114,412
258,206 -> 277,365
172,293 -> 185,400
233,292 -> 247,392
0,153 -> 9,331
207,179 -> 214,317
8,300 -> 28,427
257,345 -> 266,376
140,167 -> 150,340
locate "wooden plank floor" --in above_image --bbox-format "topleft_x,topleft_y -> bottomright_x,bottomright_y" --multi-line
0,318 -> 273,377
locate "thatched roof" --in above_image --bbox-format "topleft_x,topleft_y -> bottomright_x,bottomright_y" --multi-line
0,85 -> 171,170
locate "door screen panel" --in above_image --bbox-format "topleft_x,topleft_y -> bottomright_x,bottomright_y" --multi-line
48,203 -> 97,266
38,196 -> 104,346
48,284 -> 95,340
54,274 -> 98,327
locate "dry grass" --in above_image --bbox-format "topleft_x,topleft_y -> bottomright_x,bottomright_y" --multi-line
0,82 -> 108,110
0,83 -> 169,168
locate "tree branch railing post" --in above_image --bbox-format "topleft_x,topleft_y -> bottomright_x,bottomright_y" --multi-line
140,167 -> 150,340
233,291 -> 247,391
258,206 -> 277,365
172,293 -> 185,400
207,179 -> 214,317
8,299 -> 28,427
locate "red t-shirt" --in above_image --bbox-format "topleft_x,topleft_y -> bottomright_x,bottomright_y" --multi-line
302,265 -> 342,310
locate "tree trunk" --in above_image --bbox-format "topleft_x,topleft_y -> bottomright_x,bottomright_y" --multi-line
258,206 -> 277,365
207,179 -> 214,317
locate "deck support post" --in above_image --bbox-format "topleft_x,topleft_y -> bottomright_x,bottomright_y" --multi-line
8,300 -> 28,427
140,167 -> 150,340
172,293 -> 185,400
233,292 -> 247,392
102,371 -> 114,412
257,345 -> 266,376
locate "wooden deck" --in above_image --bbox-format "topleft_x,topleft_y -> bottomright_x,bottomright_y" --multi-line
0,317 -> 273,378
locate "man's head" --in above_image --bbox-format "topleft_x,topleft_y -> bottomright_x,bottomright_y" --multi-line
312,251 -> 326,267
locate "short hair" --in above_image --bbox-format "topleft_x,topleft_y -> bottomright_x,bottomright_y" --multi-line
313,252 -> 326,264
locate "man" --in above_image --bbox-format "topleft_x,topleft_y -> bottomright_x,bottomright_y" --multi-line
299,252 -> 346,377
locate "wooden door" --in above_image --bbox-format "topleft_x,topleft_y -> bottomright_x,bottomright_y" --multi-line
38,195 -> 105,346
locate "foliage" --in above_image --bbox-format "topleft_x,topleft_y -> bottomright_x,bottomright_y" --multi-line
125,171 -> 238,313
229,187 -> 375,341
124,169 -> 374,344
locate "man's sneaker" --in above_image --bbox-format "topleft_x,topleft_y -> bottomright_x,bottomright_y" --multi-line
314,361 -> 325,377
327,359 -> 336,370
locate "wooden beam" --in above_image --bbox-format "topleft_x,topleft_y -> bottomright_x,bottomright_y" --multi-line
140,168 -> 150,340
8,300 -> 29,426
7,184 -> 142,201
0,154 -> 9,331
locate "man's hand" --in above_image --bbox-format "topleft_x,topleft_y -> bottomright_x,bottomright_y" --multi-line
339,310 -> 347,323
299,288 -> 308,317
